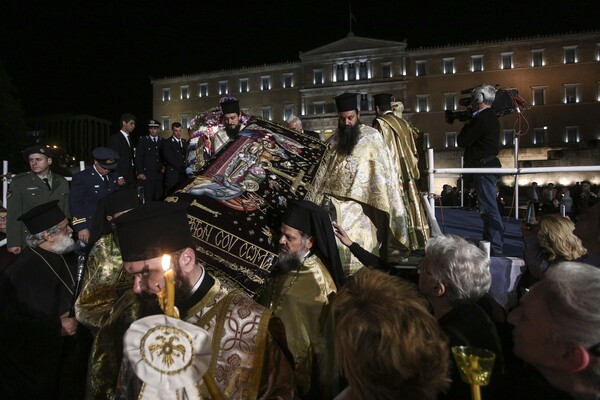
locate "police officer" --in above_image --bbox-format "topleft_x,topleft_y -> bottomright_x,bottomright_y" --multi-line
135,119 -> 164,201
70,147 -> 120,245
7,145 -> 70,254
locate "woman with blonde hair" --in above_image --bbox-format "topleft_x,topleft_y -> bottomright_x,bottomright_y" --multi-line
521,214 -> 588,282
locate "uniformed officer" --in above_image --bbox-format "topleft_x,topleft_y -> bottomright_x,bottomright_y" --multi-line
7,145 -> 70,254
135,118 -> 164,202
70,147 -> 120,245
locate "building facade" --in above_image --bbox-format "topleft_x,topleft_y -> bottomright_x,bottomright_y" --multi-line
152,31 -> 600,186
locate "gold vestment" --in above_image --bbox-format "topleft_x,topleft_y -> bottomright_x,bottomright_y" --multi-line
319,124 -> 411,275
261,254 -> 337,398
374,114 -> 430,248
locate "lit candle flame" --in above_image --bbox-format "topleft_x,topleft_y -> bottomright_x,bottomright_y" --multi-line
162,254 -> 172,272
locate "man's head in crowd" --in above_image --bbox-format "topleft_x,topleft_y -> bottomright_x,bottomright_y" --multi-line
373,93 -> 393,117
0,206 -> 6,234
221,98 -> 242,138
335,93 -> 361,156
171,122 -> 183,139
19,200 -> 74,253
148,119 -> 160,137
23,145 -> 53,177
120,113 -> 137,133
333,268 -> 450,399
508,262 -> 600,399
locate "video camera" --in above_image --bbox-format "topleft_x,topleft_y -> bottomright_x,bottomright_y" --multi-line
445,86 -> 524,124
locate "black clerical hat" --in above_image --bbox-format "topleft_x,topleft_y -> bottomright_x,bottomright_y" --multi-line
105,188 -> 140,216
114,201 -> 194,262
18,200 -> 66,234
282,200 -> 345,287
220,98 -> 240,114
334,93 -> 359,113
92,147 -> 120,170
373,93 -> 393,108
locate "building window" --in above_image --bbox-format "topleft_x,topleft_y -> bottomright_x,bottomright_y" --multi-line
564,84 -> 578,104
284,104 -> 294,121
261,76 -> 271,91
359,62 -> 368,80
162,117 -> 170,130
416,95 -> 429,112
444,93 -> 456,110
423,133 -> 430,149
334,64 -> 344,82
283,73 -> 293,88
443,58 -> 455,75
180,86 -> 189,99
239,78 -> 249,93
501,53 -> 513,70
382,63 -> 392,78
360,94 -> 368,111
532,87 -> 546,106
416,60 -> 426,77
181,115 -> 189,129
471,55 -> 483,72
199,83 -> 208,97
532,49 -> 544,67
162,88 -> 170,102
564,46 -> 577,64
566,126 -> 579,143
313,69 -> 323,85
219,81 -> 228,95
347,63 -> 356,81
503,129 -> 515,146
261,106 -> 272,120
533,127 -> 547,145
313,102 -> 325,114
445,132 -> 457,148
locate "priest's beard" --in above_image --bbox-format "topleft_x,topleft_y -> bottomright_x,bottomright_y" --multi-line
277,240 -> 308,273
51,234 -> 76,254
173,262 -> 192,297
336,121 -> 361,156
225,124 -> 241,139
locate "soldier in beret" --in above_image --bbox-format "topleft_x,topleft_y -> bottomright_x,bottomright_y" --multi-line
7,145 -> 70,254
70,147 -> 120,245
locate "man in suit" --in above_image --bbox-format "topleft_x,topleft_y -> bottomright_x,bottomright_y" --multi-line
286,115 -> 320,139
6,145 -> 70,254
109,113 -> 137,188
70,147 -> 120,246
163,122 -> 188,195
135,119 -> 164,201
457,84 -> 504,255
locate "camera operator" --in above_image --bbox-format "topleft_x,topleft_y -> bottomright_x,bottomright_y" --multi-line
457,84 -> 504,255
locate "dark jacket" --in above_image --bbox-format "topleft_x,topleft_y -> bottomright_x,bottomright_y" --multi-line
457,108 -> 500,167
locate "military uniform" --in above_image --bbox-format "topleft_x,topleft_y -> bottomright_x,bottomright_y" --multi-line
135,134 -> 164,201
7,171 -> 70,249
163,136 -> 188,195
70,165 -> 119,234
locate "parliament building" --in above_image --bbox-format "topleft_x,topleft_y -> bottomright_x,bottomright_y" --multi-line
152,31 -> 600,187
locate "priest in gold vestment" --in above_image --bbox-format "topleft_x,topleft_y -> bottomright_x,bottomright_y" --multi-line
114,202 -> 295,399
75,188 -> 140,400
319,93 -> 412,276
261,200 -> 344,399
372,93 -> 429,248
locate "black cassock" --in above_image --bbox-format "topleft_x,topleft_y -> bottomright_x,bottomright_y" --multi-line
0,246 -> 91,400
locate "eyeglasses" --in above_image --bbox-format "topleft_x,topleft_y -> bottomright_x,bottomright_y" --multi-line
0,216 -> 6,222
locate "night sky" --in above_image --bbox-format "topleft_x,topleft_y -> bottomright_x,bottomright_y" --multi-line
1,0 -> 598,126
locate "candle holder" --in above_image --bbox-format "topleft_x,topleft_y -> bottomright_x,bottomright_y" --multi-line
451,346 -> 495,400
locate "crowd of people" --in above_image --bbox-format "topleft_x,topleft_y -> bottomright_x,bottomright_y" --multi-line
0,85 -> 599,400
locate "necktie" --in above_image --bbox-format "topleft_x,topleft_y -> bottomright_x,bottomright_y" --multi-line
42,177 -> 51,190
102,175 -> 109,186
178,139 -> 182,148
125,135 -> 131,147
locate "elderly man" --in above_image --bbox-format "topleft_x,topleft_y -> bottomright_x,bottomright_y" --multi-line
70,147 -> 120,245
287,115 -> 320,139
418,234 -> 504,399
7,145 -> 70,254
457,84 -> 504,255
320,92 -> 411,275
0,201 -> 89,399
508,262 -> 600,400
261,200 -> 343,398
372,93 -> 429,249
114,202 -> 294,399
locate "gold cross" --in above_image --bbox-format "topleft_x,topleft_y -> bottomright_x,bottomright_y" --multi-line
260,160 -> 309,193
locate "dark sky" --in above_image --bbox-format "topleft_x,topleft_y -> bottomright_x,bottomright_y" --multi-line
1,0 -> 598,126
